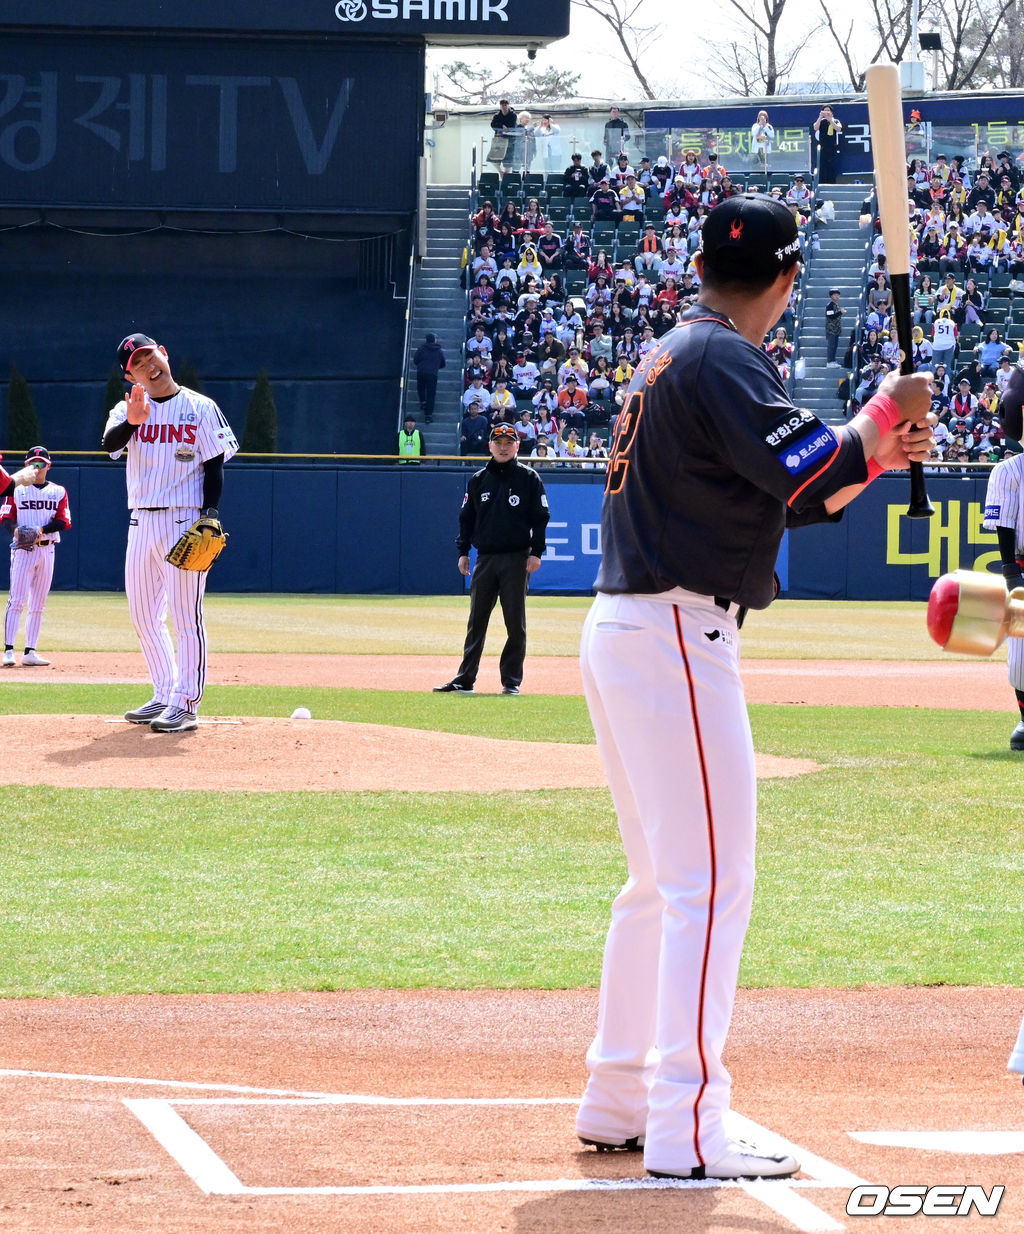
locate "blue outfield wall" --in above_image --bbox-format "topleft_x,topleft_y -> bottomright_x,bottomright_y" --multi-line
5,464 -> 1001,600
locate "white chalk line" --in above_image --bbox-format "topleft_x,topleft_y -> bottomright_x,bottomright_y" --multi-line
5,1067 -> 851,1231
121,1095 -> 853,1232
850,1129 -> 1024,1155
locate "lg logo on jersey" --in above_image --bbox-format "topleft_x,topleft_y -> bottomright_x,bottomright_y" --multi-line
846,1184 -> 1004,1217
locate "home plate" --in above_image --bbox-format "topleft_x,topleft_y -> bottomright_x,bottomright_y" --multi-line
850,1130 -> 1024,1155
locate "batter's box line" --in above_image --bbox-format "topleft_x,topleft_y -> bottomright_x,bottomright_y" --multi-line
124,1098 -> 863,1234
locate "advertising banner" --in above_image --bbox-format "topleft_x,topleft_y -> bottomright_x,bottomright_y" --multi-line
0,34 -> 422,211
3,0 -> 570,41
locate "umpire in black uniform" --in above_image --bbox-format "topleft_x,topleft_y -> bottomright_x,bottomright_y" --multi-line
434,423 -> 550,695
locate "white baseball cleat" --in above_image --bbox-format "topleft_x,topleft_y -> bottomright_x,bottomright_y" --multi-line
2,649 -> 15,668
124,699 -> 168,724
150,705 -> 198,733
648,1141 -> 799,1181
21,650 -> 50,666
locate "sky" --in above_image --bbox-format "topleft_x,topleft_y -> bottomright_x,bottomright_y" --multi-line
427,0 -> 912,105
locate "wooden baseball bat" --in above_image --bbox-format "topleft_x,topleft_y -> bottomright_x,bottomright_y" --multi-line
865,62 -> 935,519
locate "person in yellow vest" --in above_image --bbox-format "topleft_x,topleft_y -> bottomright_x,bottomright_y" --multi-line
397,415 -> 427,463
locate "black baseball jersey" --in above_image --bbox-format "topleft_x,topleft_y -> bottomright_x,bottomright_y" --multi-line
596,306 -> 870,608
457,458 -> 550,558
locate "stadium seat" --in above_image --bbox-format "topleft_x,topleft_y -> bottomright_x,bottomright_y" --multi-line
523,173 -> 544,194
502,171 -> 522,195
645,199 -> 666,221
986,295 -> 1011,319
617,222 -> 641,248
1009,301 -> 1024,325
592,221 -> 616,246
478,172 -> 500,193
547,204 -> 568,223
958,324 -> 981,350
990,269 -> 1013,290
565,270 -> 587,294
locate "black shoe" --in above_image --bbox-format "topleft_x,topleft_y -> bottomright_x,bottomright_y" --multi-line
1011,721 -> 1024,750
433,681 -> 474,694
502,685 -> 520,695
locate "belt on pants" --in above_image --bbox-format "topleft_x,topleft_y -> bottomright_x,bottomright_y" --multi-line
137,507 -> 169,512
714,595 -> 748,628
36,539 -> 53,546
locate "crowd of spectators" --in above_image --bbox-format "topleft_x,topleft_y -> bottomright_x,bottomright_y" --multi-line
847,149 -> 1024,463
462,105 -> 811,461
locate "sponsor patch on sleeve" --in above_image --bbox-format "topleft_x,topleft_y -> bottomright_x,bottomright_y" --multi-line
985,503 -> 1001,520
764,409 -> 822,452
779,425 -> 840,476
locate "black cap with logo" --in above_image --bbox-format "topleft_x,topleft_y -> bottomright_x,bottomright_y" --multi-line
700,193 -> 801,281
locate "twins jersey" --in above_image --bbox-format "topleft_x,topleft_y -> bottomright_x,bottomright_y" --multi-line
983,453 -> 1024,555
104,386 -> 238,509
0,481 -> 70,541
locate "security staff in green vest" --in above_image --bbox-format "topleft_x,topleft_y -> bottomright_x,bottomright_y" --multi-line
398,415 -> 426,462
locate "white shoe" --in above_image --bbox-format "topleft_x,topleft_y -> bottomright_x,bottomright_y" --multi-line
579,1134 -> 644,1152
648,1141 -> 799,1181
21,650 -> 50,666
150,705 -> 198,733
2,649 -> 14,668
826,361 -> 840,368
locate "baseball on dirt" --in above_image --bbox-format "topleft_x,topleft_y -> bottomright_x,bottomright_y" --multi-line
290,707 -> 312,720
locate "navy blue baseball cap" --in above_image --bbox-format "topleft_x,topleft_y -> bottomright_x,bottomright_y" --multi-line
701,193 -> 801,280
24,446 -> 50,467
117,332 -> 159,374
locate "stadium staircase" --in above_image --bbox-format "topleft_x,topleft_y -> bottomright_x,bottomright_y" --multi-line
404,184 -> 471,449
794,182 -> 871,425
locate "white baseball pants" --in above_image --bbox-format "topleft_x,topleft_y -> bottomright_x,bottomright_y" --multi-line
5,543 -> 55,649
1010,1009 -> 1024,1073
577,588 -> 755,1175
125,508 -> 208,713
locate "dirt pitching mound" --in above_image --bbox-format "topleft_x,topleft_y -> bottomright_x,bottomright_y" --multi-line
5,715 -> 820,792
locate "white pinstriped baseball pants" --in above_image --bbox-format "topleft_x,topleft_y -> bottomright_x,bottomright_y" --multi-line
5,543 -> 55,649
576,589 -> 755,1175
125,508 -> 207,713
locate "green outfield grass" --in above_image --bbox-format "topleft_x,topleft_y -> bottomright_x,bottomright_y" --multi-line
21,591 -> 1006,662
0,683 -> 1020,997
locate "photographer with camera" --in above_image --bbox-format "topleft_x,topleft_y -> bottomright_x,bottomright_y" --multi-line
812,104 -> 843,184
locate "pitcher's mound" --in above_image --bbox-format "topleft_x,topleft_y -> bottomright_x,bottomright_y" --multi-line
3,715 -> 821,792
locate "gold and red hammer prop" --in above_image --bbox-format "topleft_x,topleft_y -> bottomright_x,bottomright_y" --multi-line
927,570 -> 1024,656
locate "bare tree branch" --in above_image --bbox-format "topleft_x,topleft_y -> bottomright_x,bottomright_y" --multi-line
698,0 -> 814,94
571,0 -> 658,98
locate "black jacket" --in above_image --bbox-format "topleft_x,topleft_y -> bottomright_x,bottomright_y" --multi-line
456,458 -> 549,557
413,339 -> 446,376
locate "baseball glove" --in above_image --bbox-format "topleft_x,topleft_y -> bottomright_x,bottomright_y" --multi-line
13,525 -> 39,550
164,513 -> 228,572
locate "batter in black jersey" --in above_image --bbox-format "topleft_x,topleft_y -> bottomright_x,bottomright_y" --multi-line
576,194 -> 934,1181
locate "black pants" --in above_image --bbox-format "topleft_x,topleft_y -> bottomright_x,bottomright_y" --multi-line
452,551 -> 529,689
416,373 -> 438,417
